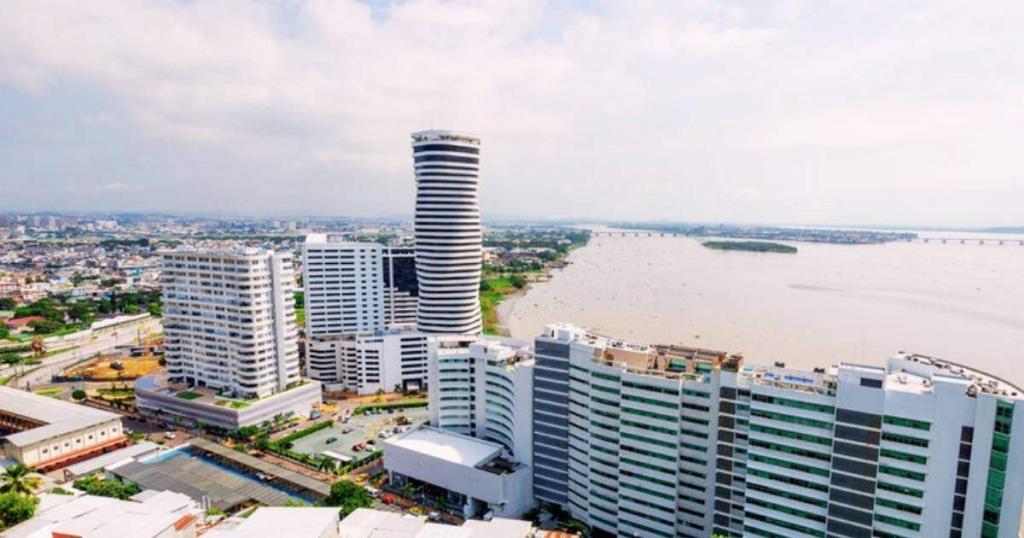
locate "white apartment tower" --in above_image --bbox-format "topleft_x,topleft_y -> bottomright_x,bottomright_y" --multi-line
302,235 -> 418,335
160,249 -> 300,398
533,323 -> 1024,538
305,330 -> 430,395
302,237 -> 384,336
411,130 -> 483,335
428,335 -> 534,464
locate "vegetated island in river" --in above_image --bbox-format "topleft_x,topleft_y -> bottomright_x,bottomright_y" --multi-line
702,240 -> 797,254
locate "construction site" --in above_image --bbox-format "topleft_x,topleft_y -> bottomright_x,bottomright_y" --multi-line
60,335 -> 164,382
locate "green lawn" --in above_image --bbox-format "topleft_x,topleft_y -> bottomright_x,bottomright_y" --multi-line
33,387 -> 64,398
480,276 -> 521,335
176,390 -> 202,400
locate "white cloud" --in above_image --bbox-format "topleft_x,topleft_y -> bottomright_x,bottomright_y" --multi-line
0,0 -> 1022,226
92,182 -> 143,193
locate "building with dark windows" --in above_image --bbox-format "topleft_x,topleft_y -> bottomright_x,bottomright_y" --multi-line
532,323 -> 1024,538
383,246 -> 418,328
531,328 -> 573,509
411,130 -> 483,335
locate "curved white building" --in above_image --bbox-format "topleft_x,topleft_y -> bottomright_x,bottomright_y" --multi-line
411,129 -> 483,335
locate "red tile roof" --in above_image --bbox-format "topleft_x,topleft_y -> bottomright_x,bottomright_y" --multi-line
4,315 -> 44,328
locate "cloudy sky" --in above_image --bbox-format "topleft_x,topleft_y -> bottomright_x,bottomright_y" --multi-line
1,1 -> 1021,226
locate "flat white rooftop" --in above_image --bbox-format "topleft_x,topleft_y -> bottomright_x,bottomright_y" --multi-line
462,518 -> 534,537
205,506 -> 340,538
336,509 -> 533,538
385,427 -> 500,467
62,441 -> 161,477
0,386 -> 120,447
338,508 -> 427,538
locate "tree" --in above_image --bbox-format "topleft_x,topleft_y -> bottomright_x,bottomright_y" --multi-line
316,458 -> 336,474
0,297 -> 17,310
29,319 -> 63,335
0,325 -> 9,340
0,491 -> 38,528
508,274 -> 527,289
0,464 -> 42,496
67,302 -> 94,327
72,389 -> 87,401
72,476 -> 141,500
1,353 -> 21,366
323,480 -> 372,518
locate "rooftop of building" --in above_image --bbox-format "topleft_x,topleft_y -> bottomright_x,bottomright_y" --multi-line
385,426 -> 501,467
158,247 -> 286,259
888,351 -> 1024,399
204,507 -> 340,538
62,441 -> 161,478
2,490 -> 197,538
311,328 -> 428,343
0,386 -> 121,447
544,322 -> 1024,399
303,234 -> 382,247
541,323 -> 742,379
337,508 -> 533,538
135,374 -> 318,406
411,129 -> 480,144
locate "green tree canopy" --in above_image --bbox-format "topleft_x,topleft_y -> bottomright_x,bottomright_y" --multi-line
72,476 -> 141,500
0,491 -> 38,528
323,480 -> 372,518
0,465 -> 42,496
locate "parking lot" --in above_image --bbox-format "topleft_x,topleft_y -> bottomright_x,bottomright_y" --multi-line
289,406 -> 429,462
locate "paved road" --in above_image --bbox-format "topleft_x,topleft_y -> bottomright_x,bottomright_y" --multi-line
8,318 -> 162,390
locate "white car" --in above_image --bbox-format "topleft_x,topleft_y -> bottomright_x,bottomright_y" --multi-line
164,432 -> 177,440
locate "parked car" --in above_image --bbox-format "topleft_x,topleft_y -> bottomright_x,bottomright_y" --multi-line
342,426 -> 354,434
164,432 -> 176,440
326,437 -> 338,444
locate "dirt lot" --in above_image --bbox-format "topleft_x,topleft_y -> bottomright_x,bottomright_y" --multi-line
63,355 -> 162,381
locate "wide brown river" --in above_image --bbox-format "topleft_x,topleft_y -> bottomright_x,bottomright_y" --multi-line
499,230 -> 1024,384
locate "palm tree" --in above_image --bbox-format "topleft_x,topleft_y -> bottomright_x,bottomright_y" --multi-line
1,464 -> 42,495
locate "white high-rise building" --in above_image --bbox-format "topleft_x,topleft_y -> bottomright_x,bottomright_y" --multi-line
533,324 -> 1024,538
302,235 -> 418,336
160,249 -> 301,398
305,330 -> 430,395
302,237 -> 385,336
428,335 -> 534,464
411,130 -> 483,335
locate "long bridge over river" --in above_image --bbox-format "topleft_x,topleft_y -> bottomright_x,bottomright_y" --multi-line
589,230 -> 1024,245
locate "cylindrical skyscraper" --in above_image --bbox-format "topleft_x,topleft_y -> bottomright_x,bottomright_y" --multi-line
411,129 -> 483,335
